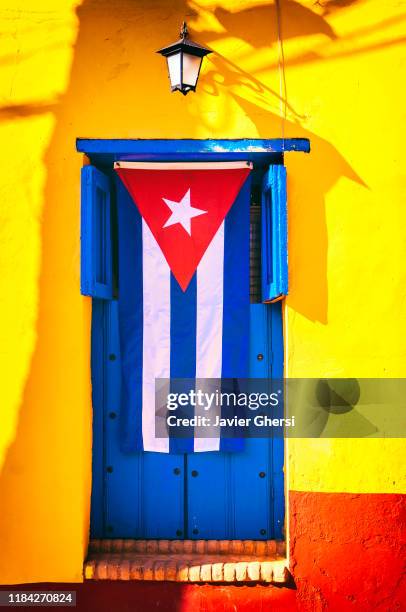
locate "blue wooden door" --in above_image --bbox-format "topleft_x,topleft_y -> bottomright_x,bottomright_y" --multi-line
91,299 -> 283,540
89,161 -> 285,541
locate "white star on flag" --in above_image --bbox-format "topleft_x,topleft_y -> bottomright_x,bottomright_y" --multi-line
162,188 -> 207,235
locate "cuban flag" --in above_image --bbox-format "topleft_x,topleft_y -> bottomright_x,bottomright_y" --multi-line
115,161 -> 252,453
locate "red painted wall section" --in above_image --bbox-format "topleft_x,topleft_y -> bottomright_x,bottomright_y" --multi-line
0,583 -> 297,612
289,491 -> 406,611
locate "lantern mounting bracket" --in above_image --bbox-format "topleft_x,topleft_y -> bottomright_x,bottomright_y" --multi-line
180,21 -> 188,40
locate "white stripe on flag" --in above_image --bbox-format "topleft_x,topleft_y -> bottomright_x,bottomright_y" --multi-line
194,222 -> 225,452
142,220 -> 170,452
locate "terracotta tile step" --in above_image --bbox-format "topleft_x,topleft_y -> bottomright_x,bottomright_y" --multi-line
88,538 -> 285,556
85,540 -> 289,583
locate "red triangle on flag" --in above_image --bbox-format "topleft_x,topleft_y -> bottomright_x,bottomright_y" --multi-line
115,162 -> 251,291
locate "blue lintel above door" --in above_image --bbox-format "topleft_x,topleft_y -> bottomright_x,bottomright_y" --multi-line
76,138 -> 310,166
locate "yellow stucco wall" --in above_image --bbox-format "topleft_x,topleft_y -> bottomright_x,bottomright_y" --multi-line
0,0 -> 404,584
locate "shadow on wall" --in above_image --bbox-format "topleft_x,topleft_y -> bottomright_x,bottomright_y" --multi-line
204,1 -> 338,45
0,0 -> 399,581
192,0 -> 369,325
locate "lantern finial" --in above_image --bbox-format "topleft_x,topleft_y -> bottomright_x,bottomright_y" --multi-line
180,21 -> 188,40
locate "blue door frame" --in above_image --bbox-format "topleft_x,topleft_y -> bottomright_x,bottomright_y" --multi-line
78,139 -> 309,541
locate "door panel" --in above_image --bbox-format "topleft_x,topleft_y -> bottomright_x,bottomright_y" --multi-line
186,303 -> 278,540
92,299 -> 184,539
187,438 -> 273,540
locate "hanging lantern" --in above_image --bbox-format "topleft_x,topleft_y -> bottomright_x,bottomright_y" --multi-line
157,22 -> 212,95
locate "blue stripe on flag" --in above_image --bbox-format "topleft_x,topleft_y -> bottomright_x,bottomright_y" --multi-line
170,273 -> 197,454
221,175 -> 251,451
117,175 -> 144,452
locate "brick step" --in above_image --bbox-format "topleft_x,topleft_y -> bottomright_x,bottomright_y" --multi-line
85,540 -> 289,583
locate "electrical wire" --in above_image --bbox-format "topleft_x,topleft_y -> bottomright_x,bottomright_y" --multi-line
275,0 -> 287,152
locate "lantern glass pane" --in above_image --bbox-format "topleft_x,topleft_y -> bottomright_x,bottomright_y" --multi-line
182,53 -> 202,87
167,53 -> 181,87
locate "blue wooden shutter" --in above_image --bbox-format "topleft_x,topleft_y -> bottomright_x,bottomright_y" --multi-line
81,165 -> 114,299
261,164 -> 288,302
